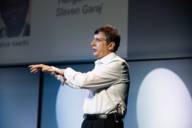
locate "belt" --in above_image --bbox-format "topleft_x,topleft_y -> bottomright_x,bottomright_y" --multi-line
83,113 -> 122,120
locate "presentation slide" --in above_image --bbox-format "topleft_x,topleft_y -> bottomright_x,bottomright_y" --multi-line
0,0 -> 128,65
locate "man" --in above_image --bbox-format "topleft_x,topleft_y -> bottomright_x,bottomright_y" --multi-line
29,25 -> 130,128
0,0 -> 30,38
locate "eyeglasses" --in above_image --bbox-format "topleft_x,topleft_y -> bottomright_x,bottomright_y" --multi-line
92,37 -> 107,42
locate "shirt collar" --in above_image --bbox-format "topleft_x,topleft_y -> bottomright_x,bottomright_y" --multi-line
95,52 -> 116,65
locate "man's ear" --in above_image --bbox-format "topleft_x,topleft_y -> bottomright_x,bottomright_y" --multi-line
108,42 -> 115,52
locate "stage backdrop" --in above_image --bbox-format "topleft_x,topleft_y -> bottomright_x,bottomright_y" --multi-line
41,59 -> 192,128
0,67 -> 39,128
0,0 -> 128,65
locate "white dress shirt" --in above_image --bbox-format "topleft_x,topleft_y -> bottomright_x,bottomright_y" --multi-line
55,53 -> 130,116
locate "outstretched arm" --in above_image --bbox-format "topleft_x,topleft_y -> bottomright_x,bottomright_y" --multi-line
28,64 -> 64,77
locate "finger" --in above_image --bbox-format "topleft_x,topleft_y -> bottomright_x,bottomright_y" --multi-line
29,66 -> 38,72
30,68 -> 39,73
28,65 -> 36,69
30,65 -> 42,73
29,64 -> 43,71
33,64 -> 42,69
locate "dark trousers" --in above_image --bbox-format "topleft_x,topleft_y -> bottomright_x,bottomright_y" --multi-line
81,118 -> 124,128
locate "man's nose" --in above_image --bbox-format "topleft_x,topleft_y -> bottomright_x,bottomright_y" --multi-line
91,40 -> 95,46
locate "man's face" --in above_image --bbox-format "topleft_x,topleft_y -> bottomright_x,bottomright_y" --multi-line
91,32 -> 113,59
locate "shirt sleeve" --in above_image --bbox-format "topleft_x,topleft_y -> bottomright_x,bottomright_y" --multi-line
50,66 -> 66,84
63,61 -> 125,90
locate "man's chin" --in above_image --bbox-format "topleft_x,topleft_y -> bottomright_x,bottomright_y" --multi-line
93,53 -> 99,58
92,52 -> 97,56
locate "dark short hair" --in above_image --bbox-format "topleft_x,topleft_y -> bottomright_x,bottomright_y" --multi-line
94,25 -> 120,52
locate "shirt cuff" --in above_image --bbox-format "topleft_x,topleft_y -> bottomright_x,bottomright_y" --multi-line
51,66 -> 66,85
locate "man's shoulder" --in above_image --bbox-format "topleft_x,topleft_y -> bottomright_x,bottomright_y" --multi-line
106,56 -> 128,70
112,54 -> 127,64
